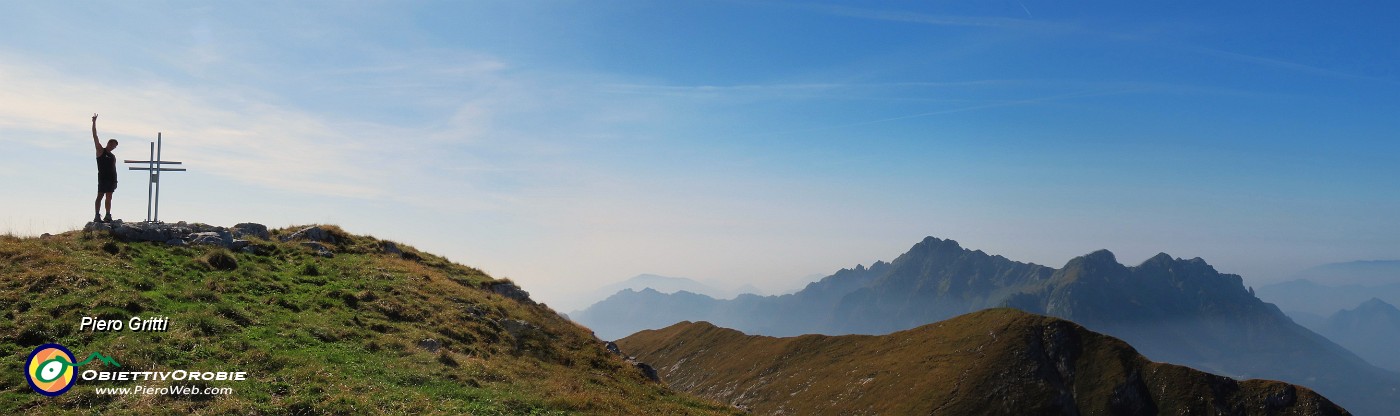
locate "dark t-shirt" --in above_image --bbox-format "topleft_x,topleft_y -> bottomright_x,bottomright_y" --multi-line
97,150 -> 117,182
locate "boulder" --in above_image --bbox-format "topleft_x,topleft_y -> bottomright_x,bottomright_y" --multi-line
489,282 -> 534,304
188,232 -> 224,246
418,338 -> 441,353
217,228 -> 235,247
282,226 -> 336,243
381,241 -> 403,255
301,242 -> 335,258
630,360 -> 661,382
500,319 -> 540,339
231,223 -> 270,240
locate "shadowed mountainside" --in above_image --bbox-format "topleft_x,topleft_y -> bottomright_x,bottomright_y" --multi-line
618,309 -> 1350,416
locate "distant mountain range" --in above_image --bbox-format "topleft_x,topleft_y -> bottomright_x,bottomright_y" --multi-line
559,274 -> 767,313
577,236 -> 1400,415
1314,298 -> 1400,373
1293,260 -> 1400,286
618,309 -> 1350,415
1257,279 -> 1400,318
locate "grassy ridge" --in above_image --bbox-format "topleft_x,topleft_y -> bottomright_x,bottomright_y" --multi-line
619,309 -> 1350,416
0,225 -> 737,415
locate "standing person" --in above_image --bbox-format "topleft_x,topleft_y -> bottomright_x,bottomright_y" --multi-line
92,113 -> 118,223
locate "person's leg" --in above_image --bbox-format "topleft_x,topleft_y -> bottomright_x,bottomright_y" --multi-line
103,192 -> 113,221
94,192 -> 102,222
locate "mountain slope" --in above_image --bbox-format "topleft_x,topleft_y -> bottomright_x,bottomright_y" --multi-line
618,309 -> 1350,416
1317,299 -> 1400,372
580,236 -> 1400,415
1009,251 -> 1398,415
0,225 -> 735,415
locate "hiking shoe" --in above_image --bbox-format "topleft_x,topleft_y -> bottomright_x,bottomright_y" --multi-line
94,213 -> 101,223
103,213 -> 113,223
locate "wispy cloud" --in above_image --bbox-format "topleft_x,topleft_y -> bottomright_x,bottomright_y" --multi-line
792,3 -> 1069,31
598,80 -> 1020,97
1179,45 -> 1400,87
0,55 -> 387,198
0,43 -> 676,217
736,87 -> 1146,138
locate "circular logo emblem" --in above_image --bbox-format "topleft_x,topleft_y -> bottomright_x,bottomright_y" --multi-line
26,343 -> 77,396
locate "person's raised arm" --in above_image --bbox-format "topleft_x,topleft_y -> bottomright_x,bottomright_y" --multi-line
91,113 -> 102,155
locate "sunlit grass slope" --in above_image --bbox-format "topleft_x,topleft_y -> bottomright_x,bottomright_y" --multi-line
0,225 -> 737,415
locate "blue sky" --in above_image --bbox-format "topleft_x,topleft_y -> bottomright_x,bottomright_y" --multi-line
2,1 -> 1397,310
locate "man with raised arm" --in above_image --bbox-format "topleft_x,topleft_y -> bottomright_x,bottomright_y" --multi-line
92,113 -> 118,223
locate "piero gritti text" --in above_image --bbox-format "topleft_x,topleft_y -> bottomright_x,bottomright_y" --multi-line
79,316 -> 171,332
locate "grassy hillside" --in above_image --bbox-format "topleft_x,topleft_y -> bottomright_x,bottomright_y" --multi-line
0,225 -> 737,415
618,309 -> 1349,416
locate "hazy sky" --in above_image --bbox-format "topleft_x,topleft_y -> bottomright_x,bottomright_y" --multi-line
2,1 -> 1397,311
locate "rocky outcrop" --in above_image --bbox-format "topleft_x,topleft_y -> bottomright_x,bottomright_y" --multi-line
600,341 -> 662,383
280,225 -> 336,243
381,241 -> 403,255
301,242 -> 335,258
86,220 -> 259,252
232,223 -> 270,240
488,282 -> 535,305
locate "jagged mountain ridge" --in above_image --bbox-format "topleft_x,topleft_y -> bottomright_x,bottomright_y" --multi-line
617,309 -> 1350,416
576,236 -> 1400,415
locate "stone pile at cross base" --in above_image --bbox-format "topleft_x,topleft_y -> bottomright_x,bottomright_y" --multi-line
85,221 -> 289,253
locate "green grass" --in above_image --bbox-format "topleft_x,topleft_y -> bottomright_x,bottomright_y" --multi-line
0,225 -> 738,415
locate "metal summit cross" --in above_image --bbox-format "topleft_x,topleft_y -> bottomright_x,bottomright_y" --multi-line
124,133 -> 187,223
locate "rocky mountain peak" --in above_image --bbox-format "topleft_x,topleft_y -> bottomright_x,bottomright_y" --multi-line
913,236 -> 964,253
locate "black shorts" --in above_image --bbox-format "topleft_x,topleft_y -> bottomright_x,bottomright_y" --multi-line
98,180 -> 117,193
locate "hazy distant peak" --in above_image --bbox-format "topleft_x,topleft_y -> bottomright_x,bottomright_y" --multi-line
1355,297 -> 1399,312
913,236 -> 963,252
623,274 -> 698,285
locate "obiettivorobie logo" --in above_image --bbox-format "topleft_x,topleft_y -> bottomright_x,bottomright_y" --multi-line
24,342 -> 249,397
25,343 -> 121,396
